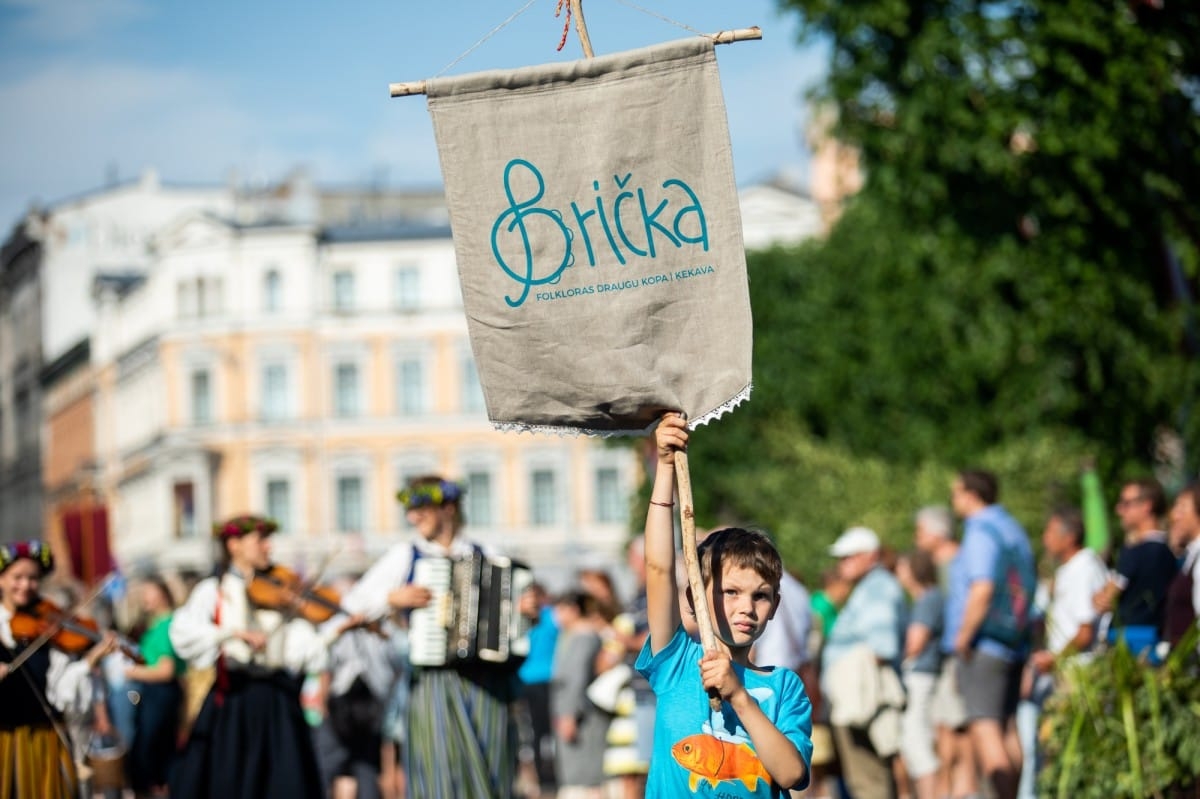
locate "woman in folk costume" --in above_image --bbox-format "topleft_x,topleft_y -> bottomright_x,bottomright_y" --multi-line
0,540 -> 118,799
168,515 -> 340,799
341,475 -> 539,799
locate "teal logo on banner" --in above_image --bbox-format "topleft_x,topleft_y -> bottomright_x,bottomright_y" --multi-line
490,158 -> 711,308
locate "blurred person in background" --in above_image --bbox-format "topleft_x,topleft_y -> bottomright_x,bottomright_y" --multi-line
947,470 -> 1036,799
1092,477 -> 1177,660
378,614 -> 410,799
124,575 -> 185,798
317,573 -> 395,799
822,526 -> 907,799
914,505 -> 978,799
753,561 -> 814,799
516,582 -> 558,798
896,550 -> 944,799
805,567 -> 851,799
1019,507 -> 1106,799
599,536 -> 654,799
551,589 -> 611,799
754,565 -> 813,678
1164,481 -> 1200,650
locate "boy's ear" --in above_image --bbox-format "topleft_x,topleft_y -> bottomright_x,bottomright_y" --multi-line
683,585 -> 696,614
767,589 -> 781,621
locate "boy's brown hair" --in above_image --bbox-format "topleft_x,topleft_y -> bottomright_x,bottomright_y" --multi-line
697,527 -> 783,593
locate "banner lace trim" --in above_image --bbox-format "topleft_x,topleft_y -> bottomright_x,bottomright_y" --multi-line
489,383 -> 752,438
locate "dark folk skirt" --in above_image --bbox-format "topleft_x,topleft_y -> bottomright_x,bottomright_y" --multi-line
168,669 -> 322,799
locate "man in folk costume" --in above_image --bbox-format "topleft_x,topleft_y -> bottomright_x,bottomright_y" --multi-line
341,475 -> 539,799
169,515 -> 343,799
0,540 -> 118,799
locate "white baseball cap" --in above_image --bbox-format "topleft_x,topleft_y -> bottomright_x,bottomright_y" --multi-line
828,526 -> 881,558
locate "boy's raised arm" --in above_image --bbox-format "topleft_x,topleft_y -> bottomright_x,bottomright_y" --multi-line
645,413 -> 686,654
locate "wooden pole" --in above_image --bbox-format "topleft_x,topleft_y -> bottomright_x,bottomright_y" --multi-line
675,449 -> 723,712
570,0 -> 595,59
389,26 -> 763,97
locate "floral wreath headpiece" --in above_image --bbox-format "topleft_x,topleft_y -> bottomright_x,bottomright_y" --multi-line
213,514 -> 280,539
397,480 -> 464,510
0,540 -> 55,575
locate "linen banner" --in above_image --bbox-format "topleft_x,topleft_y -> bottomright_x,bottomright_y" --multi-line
427,36 -> 752,435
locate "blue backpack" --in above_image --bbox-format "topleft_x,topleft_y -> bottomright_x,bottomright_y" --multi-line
976,519 -> 1038,649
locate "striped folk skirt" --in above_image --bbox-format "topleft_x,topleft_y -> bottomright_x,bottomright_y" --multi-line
406,666 -> 517,799
0,724 -> 77,799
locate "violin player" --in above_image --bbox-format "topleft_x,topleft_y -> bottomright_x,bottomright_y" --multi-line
168,514 -> 362,799
0,539 -> 119,799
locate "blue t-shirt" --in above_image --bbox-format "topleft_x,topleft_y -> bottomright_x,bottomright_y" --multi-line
943,504 -> 1034,661
636,626 -> 813,798
518,605 -> 559,686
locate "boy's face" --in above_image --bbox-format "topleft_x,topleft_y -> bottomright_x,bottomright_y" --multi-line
705,563 -> 778,651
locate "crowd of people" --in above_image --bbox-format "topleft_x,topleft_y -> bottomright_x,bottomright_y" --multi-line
1,436 -> 1197,799
776,472 -> 1199,799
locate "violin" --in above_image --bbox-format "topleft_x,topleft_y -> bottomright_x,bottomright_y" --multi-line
10,599 -> 144,663
247,565 -> 383,635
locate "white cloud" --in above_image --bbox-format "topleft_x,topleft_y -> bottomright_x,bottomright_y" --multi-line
1,0 -> 150,43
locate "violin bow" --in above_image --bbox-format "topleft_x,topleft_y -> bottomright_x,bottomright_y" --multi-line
1,573 -> 116,679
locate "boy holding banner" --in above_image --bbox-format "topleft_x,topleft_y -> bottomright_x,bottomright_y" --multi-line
637,414 -> 812,797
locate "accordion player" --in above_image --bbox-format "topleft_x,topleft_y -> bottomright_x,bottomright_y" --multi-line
409,550 -> 534,667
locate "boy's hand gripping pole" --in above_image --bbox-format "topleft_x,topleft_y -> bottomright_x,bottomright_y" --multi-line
674,447 -> 723,712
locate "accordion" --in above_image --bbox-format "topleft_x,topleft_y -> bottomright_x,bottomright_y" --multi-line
409,551 -> 534,668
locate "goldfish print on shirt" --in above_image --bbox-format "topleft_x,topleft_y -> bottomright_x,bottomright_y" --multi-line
673,732 -> 770,791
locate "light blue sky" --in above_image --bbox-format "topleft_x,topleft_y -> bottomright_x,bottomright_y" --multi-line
0,0 -> 827,233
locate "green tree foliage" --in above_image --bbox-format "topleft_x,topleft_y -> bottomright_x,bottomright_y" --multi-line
769,0 -> 1199,474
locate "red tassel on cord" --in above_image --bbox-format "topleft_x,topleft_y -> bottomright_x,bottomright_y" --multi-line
555,0 -> 572,52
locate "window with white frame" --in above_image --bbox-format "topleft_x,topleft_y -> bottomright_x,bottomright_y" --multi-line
263,269 -> 282,313
395,357 -> 424,416
594,466 -> 623,523
336,474 -> 363,532
266,478 -> 291,532
333,362 -> 360,417
461,352 -> 485,413
190,369 -> 212,424
530,469 -> 557,526
465,470 -> 493,527
261,362 -> 289,421
393,265 -> 420,311
333,270 -> 355,311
